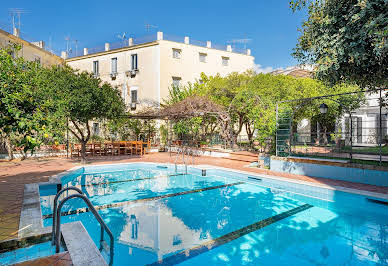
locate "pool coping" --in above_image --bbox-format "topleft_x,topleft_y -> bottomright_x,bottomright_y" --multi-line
194,164 -> 388,201
49,161 -> 388,201
17,181 -> 107,266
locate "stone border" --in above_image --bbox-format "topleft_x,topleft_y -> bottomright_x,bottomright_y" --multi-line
61,222 -> 107,266
195,164 -> 388,201
17,179 -> 107,266
273,155 -> 388,171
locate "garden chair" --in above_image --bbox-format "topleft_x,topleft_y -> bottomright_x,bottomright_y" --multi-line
112,142 -> 121,155
105,142 -> 113,156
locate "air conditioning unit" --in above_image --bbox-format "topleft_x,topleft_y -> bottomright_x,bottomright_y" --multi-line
130,102 -> 137,110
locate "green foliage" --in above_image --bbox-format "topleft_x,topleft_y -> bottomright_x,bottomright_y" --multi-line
163,82 -> 199,105
291,0 -> 388,87
0,45 -> 50,158
107,117 -> 156,141
43,65 -> 126,162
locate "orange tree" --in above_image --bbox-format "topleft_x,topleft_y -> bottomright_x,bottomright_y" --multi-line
43,66 -> 125,163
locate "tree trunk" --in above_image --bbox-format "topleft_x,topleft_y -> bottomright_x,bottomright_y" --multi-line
5,136 -> 14,161
80,140 -> 87,164
245,123 -> 254,147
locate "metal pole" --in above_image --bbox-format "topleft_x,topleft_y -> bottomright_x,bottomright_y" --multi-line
289,110 -> 293,157
350,112 -> 353,161
275,103 -> 278,157
66,117 -> 69,158
379,88 -> 382,166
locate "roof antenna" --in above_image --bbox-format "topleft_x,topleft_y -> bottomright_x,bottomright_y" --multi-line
9,8 -> 28,34
144,24 -> 158,33
228,38 -> 252,49
117,32 -> 127,47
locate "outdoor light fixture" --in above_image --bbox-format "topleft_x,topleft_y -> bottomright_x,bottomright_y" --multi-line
319,103 -> 328,114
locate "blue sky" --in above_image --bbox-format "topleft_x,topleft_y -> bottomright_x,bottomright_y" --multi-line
1,0 -> 306,71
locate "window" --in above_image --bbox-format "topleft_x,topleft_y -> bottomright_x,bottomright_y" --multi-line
222,56 -> 229,66
131,54 -> 138,70
34,56 -> 41,65
93,61 -> 99,76
111,57 -> 117,74
172,49 -> 181,59
131,89 -> 138,104
199,53 -> 207,63
92,123 -> 100,136
173,234 -> 182,246
172,77 -> 181,87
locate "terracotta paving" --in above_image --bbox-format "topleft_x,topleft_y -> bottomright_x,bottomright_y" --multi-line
0,153 -> 387,242
14,251 -> 72,266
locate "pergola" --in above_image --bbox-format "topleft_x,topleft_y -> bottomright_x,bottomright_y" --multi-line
127,96 -> 233,146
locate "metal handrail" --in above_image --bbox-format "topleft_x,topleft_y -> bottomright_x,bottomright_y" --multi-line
52,186 -> 83,245
55,194 -> 114,266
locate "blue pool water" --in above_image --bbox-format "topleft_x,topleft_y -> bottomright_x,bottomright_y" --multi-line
40,163 -> 388,265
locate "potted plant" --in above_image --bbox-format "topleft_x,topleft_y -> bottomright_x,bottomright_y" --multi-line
199,141 -> 208,148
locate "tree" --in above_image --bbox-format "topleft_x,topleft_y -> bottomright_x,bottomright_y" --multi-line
0,45 -> 50,159
44,66 -> 125,163
291,0 -> 388,87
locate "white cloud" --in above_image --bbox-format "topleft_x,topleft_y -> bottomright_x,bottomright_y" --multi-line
254,64 -> 274,74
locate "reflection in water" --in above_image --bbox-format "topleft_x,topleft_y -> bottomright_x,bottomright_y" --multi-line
40,166 -> 388,265
118,202 -> 204,261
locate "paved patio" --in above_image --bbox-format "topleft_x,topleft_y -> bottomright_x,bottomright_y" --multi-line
0,152 -> 387,242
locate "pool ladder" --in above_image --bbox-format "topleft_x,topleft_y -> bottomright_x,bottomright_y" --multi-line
174,146 -> 195,174
51,187 -> 114,266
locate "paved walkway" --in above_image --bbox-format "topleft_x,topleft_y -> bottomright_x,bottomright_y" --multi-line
0,153 -> 387,242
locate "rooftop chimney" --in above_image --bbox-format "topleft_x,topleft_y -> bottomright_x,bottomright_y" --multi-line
61,51 -> 68,59
105,43 -> 110,51
184,36 -> 189,44
206,41 -> 211,48
83,48 -> 88,56
31,41 -> 45,49
13,28 -> 20,37
157,31 -> 163,41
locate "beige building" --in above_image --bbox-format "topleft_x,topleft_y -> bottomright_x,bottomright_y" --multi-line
0,28 -> 63,66
65,32 -> 255,111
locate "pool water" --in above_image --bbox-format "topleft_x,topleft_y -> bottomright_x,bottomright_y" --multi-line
40,163 -> 388,265
0,240 -> 56,265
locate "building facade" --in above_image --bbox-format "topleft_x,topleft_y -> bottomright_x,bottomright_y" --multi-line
65,32 -> 255,111
0,28 -> 63,66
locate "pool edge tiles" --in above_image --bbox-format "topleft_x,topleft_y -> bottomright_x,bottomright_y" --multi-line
146,204 -> 313,266
196,164 -> 388,201
42,181 -> 245,219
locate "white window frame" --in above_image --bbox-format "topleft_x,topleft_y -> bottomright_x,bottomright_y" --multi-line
172,77 -> 181,87
131,54 -> 138,70
93,60 -> 99,76
111,57 -> 118,74
92,122 -> 100,136
130,86 -> 138,104
172,48 -> 181,59
199,53 -> 207,63
222,56 -> 229,66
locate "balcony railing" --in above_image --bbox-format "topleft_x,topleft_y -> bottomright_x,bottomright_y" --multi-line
65,32 -> 249,59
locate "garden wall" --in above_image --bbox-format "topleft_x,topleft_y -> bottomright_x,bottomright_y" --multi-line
270,156 -> 388,187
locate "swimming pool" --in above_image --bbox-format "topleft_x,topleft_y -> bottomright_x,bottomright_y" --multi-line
40,163 -> 388,265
